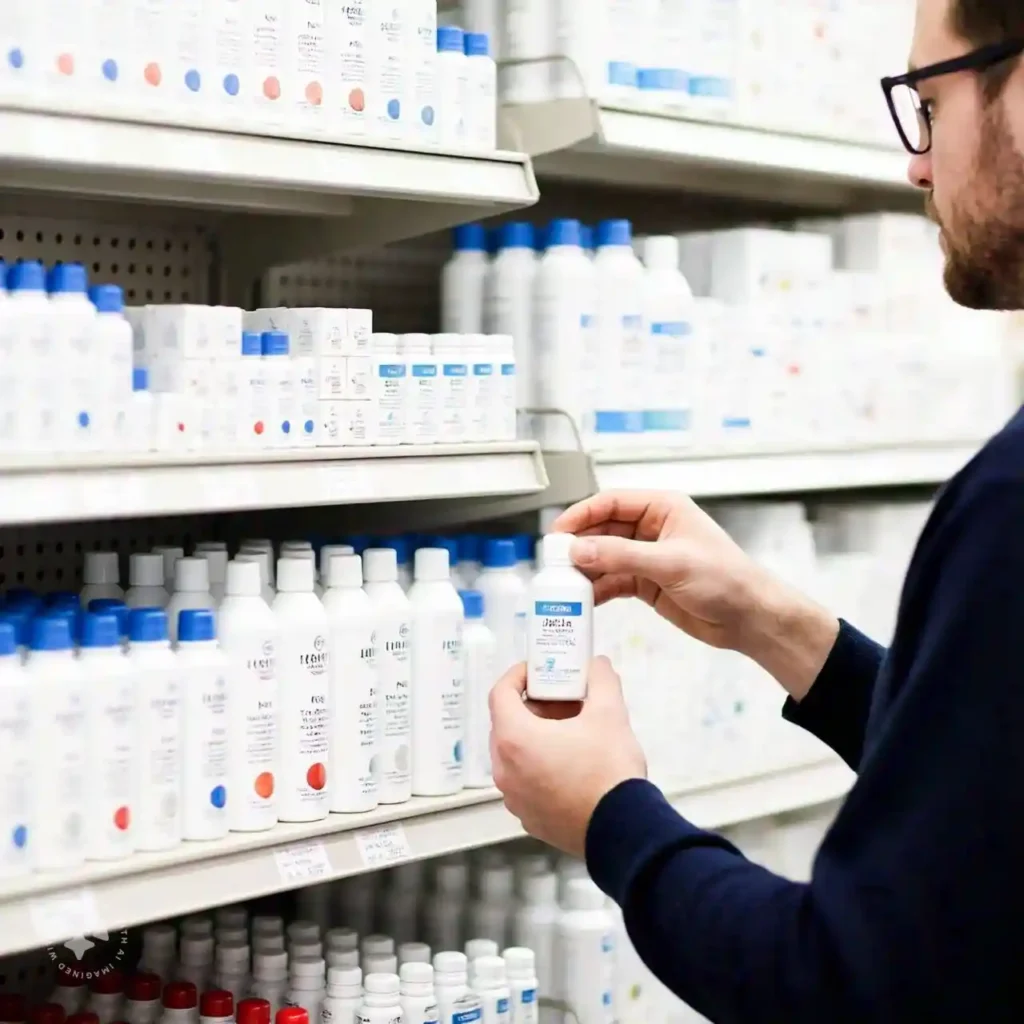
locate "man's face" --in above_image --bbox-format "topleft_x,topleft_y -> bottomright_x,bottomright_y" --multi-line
909,0 -> 1024,309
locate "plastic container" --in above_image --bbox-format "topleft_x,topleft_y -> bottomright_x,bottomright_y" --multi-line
441,224 -> 487,334
86,970 -> 124,1024
476,540 -> 527,677
398,962 -> 438,1024
401,333 -> 441,445
354,973 -> 401,1024
235,550 -> 277,607
252,952 -> 289,1018
456,535 -> 483,589
370,333 -> 407,446
125,553 -> 169,609
215,943 -> 251,1005
198,549 -> 229,604
152,546 -> 185,590
513,872 -> 558,1013
485,223 -> 536,412
432,334 -> 470,443
501,948 -> 538,1024
557,880 -> 615,1023
139,923 -> 177,980
236,1002 -> 271,1024
321,966 -> 362,1024
464,32 -> 496,150
372,536 -> 413,592
471,957 -> 510,1024
0,620 -> 30,878
159,983 -> 198,1024
198,992 -> 233,1024
471,866 -> 514,949
511,535 -> 535,587
285,957 -> 326,1023
166,558 -> 216,644
399,942 -> 432,966
433,952 -> 482,1024
458,591 -> 496,789
435,26 -> 468,152
48,263 -> 97,450
122,973 -> 162,1024
81,551 -> 123,605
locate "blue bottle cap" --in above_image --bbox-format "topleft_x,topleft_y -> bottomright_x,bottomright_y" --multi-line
261,330 -> 289,357
546,219 -> 581,248
464,31 -> 490,56
423,535 -> 458,566
30,614 -> 74,652
0,620 -> 16,657
374,536 -> 411,566
512,534 -> 535,562
596,219 -> 633,248
457,534 -> 482,562
498,222 -> 535,251
486,226 -> 500,256
453,223 -> 486,252
47,262 -> 89,295
0,610 -> 31,649
579,224 -> 595,252
178,608 -> 216,643
482,538 -> 516,569
88,599 -> 129,638
459,590 -> 485,619
437,25 -> 465,53
89,284 -> 124,313
81,612 -> 121,649
132,367 -> 149,392
7,260 -> 46,293
241,331 -> 262,357
129,607 -> 168,644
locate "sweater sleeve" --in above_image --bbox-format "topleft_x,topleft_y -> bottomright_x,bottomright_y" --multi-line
781,620 -> 886,770
586,479 -> 1024,1024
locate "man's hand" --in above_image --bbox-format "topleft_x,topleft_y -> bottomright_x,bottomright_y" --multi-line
489,658 -> 647,857
552,490 -> 839,701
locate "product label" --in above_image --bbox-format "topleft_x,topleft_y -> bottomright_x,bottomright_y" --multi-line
529,599 -> 589,691
412,363 -> 438,377
139,670 -> 181,846
451,1002 -> 483,1024
0,687 -> 30,869
412,612 -> 464,791
513,989 -> 538,1024
375,363 -> 407,441
496,997 -> 510,1019
379,617 -> 411,796
501,363 -> 516,376
356,1013 -> 401,1024
444,363 -> 468,376
92,676 -> 136,852
230,635 -> 278,821
378,363 -> 407,378
287,632 -> 330,805
330,620 -> 378,806
274,841 -> 331,883
35,681 -> 86,859
355,822 -> 411,868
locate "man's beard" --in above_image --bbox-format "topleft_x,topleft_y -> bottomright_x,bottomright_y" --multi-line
929,102 -> 1024,311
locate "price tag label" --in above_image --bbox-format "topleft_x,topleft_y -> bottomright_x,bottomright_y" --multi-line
354,823 -> 412,869
274,842 -> 332,884
30,889 -> 103,945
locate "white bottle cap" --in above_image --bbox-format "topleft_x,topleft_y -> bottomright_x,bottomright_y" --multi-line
225,559 -> 261,598
326,554 -> 363,589
254,934 -> 285,954
215,926 -> 248,946
320,544 -> 355,580
252,915 -> 284,936
502,947 -> 535,978
565,877 -> 606,911
215,942 -> 250,969
287,920 -> 321,943
363,973 -> 400,997
326,927 -> 359,952
195,541 -> 229,554
472,956 -> 507,988
277,556 -> 315,593
541,533 -> 575,568
215,906 -> 248,930
642,235 -> 681,269
241,538 -> 273,553
199,549 -> 228,587
522,871 -> 557,905
363,953 -> 397,976
290,940 -> 324,961
130,552 -> 165,588
142,922 -> 176,953
432,951 -> 467,980
236,551 -> 272,589
253,950 -> 288,980
414,547 -> 450,582
479,866 -> 514,902
363,548 -> 397,583
174,556 -> 210,594
84,551 -> 119,585
153,545 -> 185,583
465,939 -> 499,963
398,942 -> 431,965
399,961 -> 433,985
180,934 -> 214,964
281,540 -> 313,553
361,934 -> 395,958
289,955 -> 326,981
327,949 -> 359,969
181,915 -> 214,938
326,965 -> 362,991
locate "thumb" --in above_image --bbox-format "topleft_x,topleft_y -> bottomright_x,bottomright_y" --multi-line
583,655 -> 627,712
571,535 -> 675,582
488,661 -> 530,726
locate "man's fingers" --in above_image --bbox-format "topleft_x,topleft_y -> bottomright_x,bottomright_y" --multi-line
571,535 -> 671,583
550,491 -> 664,536
488,661 -> 530,724
592,573 -> 640,606
583,656 -> 627,711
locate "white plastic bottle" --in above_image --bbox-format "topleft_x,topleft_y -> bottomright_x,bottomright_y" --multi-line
425,860 -> 469,954
471,868 -> 515,949
367,1 -> 408,142
220,559 -> 279,832
466,939 -> 499,969
502,0 -> 552,104
435,25 -> 467,150
363,548 -> 413,805
180,932 -> 216,990
371,332 -> 408,446
511,536 -> 535,587
514,873 -> 558,1016
501,949 -> 538,1024
216,942 -> 251,1004
236,550 -> 277,606
433,952 -> 482,1024
153,545 -> 186,590
0,620 -> 30,878
557,880 -> 615,1024
526,534 -> 593,701
48,262 -> 98,451
476,539 -> 527,676
441,224 -> 487,334
7,261 -> 53,453
27,614 -> 86,871
321,966 -> 362,1024
123,972 -> 164,1024
89,282 -> 134,421
463,32 -> 496,150
401,333 -> 441,445
460,590 -> 497,789
178,609 -> 229,842
410,547 -> 465,797
199,549 -> 230,604
399,942 -> 433,967
252,951 -> 289,1017
287,956 -> 327,1022
355,974 -> 402,1024
166,557 -> 217,643
399,962 -> 439,1024
126,553 -> 170,609
80,611 -> 136,861
273,557 -> 331,821
472,957 -> 510,1024
407,0 -> 438,147
457,536 -> 483,588
322,553 -> 379,814
129,608 -> 183,852
485,223 -> 536,412
81,551 -> 124,604
160,982 -> 199,1024
432,333 -> 470,443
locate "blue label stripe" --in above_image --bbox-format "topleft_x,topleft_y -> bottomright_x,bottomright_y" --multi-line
651,321 -> 693,337
536,601 -> 582,616
444,363 -> 468,376
378,364 -> 406,378
595,410 -> 644,434
643,409 -> 691,431
473,364 -> 493,376
501,363 -> 515,376
412,363 -> 438,377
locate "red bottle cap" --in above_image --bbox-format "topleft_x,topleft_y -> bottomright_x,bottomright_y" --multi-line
28,1004 -> 65,1024
162,983 -> 197,1010
237,1001 -> 271,1024
0,995 -> 25,1024
199,992 -> 233,1019
275,1010 -> 308,1024
125,974 -> 162,1003
65,1014 -> 100,1024
89,972 -> 123,995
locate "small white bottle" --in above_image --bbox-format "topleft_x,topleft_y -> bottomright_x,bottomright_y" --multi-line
286,956 -> 327,1023
441,224 -> 488,334
514,873 -> 558,1015
557,880 -> 615,1024
466,940 -> 500,973
179,933 -> 216,990
52,975 -> 88,1016
493,335 -> 518,442
160,982 -> 199,1024
362,934 -> 396,961
457,536 -> 483,588
471,957 -> 510,1024
459,590 -> 496,789
364,954 -> 398,978
410,547 -> 465,797
27,614 -> 86,872
502,0 -> 552,104
177,609 -> 229,842
476,539 -> 527,677
321,966 -> 362,1024
153,545 -> 186,591
371,333 -> 408,447
199,991 -> 235,1024
126,553 -> 170,609
166,557 -> 217,643
367,2 -> 408,142
501,949 -> 538,1024
435,25 -> 468,150
215,943 -> 251,1004
433,952 -> 483,1024
399,942 -> 433,967
199,549 -> 230,604
236,550 -> 277,606
463,33 -> 496,151
465,334 -> 498,443
401,333 -> 441,445
399,962 -> 439,1024
80,611 -> 136,861
362,549 -> 413,805
220,559 -> 279,833
407,0 -> 438,147
129,608 -> 183,853
123,972 -> 164,1024
526,534 -> 594,701
273,557 -> 331,821
432,333 -> 470,443
81,551 -> 124,604
322,553 -> 379,814
88,973 -> 125,1024
425,860 -> 469,954
471,868 -> 515,949
356,974 -> 402,1024
252,951 -> 289,1017
262,330 -> 297,449
0,620 -> 30,879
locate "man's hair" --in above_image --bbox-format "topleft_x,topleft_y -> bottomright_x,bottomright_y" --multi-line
953,1 -> 1024,95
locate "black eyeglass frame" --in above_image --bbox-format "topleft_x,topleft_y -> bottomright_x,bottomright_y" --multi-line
881,39 -> 1024,154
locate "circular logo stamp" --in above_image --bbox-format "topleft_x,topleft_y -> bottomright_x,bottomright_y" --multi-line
47,929 -> 129,982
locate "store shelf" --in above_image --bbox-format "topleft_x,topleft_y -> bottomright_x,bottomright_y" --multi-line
591,443 -> 981,497
0,443 -> 548,526
500,99 -> 915,208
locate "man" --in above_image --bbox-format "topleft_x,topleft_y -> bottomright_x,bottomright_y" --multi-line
488,1 -> 1024,1020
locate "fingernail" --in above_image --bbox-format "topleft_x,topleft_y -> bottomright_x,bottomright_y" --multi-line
572,537 -> 598,565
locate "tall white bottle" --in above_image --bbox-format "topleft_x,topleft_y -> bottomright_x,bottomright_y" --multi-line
80,611 -> 136,861
153,545 -> 185,590
28,614 -> 86,871
235,551 -> 277,607
219,560 -> 279,832
166,557 -> 217,643
273,558 -> 331,822
81,551 -> 124,605
178,609 -> 229,842
0,620 -> 30,878
322,553 -> 380,814
476,540 -> 527,677
485,223 -> 536,411
129,608 -> 182,852
501,948 -> 539,1024
363,549 -> 413,805
126,553 -> 170,609
410,547 -> 465,797
442,224 -> 489,335
460,590 -> 497,789
514,873 -> 558,1019
556,880 -> 615,1024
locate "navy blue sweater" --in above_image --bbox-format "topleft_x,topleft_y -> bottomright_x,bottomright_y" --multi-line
586,408 -> 1024,1023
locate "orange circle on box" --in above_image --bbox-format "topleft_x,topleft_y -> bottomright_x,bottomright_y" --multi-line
263,76 -> 281,100
113,806 -> 131,831
305,81 -> 323,106
57,53 -> 74,75
307,763 -> 327,791
254,772 -> 275,799
145,62 -> 162,87
254,421 -> 264,436
349,88 -> 365,113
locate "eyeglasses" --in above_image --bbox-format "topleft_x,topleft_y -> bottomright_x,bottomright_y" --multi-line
881,39 -> 1024,155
